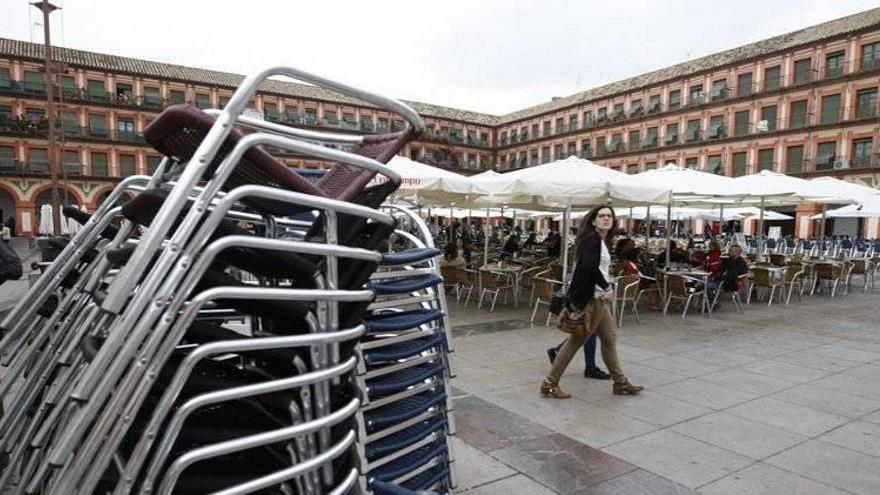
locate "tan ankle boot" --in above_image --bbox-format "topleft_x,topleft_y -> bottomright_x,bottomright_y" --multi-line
540,379 -> 571,399
613,379 -> 644,396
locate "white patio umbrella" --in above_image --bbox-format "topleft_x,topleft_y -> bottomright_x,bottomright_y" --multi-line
808,177 -> 880,200
729,207 -> 793,221
381,155 -> 483,205
470,156 -> 672,277
816,196 -> 880,218
729,170 -> 848,252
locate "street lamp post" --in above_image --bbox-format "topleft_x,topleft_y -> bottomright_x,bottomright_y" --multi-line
32,1 -> 63,236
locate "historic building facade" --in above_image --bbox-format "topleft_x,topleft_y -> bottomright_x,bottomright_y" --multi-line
2,7 -> 880,235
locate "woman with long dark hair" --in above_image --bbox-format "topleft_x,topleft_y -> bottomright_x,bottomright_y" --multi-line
541,205 -> 643,398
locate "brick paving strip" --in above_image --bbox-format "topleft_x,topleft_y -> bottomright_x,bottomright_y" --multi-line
452,388 -> 694,494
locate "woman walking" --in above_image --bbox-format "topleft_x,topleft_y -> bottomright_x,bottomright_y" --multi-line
540,206 -> 644,398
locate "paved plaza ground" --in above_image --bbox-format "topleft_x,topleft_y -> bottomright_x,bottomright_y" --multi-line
448,291 -> 880,494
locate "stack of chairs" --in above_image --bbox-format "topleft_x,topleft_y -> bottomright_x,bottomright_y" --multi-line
0,66 -> 454,494
355,204 -> 456,495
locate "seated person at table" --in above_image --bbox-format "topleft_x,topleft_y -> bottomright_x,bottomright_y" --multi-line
545,230 -> 561,258
440,241 -> 466,268
502,231 -> 520,258
707,244 -> 749,306
655,240 -> 687,268
614,237 -> 636,257
523,231 -> 539,250
704,240 -> 722,278
620,249 -> 663,310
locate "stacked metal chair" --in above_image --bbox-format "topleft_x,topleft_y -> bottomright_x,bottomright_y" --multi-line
355,205 -> 456,495
0,66 -> 454,494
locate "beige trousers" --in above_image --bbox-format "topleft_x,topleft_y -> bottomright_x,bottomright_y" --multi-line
547,299 -> 625,383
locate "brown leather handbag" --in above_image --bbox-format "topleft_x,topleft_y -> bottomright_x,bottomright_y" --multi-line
556,304 -> 595,338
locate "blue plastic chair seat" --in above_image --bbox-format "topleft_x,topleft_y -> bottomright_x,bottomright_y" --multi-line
367,274 -> 442,295
381,248 -> 440,266
366,361 -> 445,398
365,309 -> 443,333
365,416 -> 447,461
364,390 -> 445,432
403,465 -> 451,492
369,442 -> 447,481
363,333 -> 445,365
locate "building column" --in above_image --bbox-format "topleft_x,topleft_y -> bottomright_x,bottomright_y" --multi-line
743,217 -> 755,236
865,218 -> 880,239
795,203 -> 821,238
18,205 -> 35,236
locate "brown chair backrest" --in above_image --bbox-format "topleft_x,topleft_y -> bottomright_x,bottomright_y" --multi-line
666,275 -> 689,296
617,275 -> 640,300
770,254 -> 786,267
144,105 -> 416,212
480,269 -> 499,289
783,265 -> 802,283
534,277 -> 559,300
751,267 -> 772,286
440,265 -> 459,284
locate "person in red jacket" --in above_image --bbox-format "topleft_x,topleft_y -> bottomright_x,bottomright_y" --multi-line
704,240 -> 722,278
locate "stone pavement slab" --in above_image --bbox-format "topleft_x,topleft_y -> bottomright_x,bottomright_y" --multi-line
670,412 -> 806,459
724,397 -> 850,437
601,430 -> 753,489
765,440 -> 880,495
653,378 -> 759,410
698,463 -> 850,495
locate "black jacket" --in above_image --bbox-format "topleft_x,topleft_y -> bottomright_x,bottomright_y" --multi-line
717,256 -> 748,290
567,233 -> 610,310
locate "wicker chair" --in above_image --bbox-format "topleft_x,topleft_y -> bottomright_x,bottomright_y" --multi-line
663,274 -> 706,318
531,274 -> 562,325
477,268 -> 515,311
440,265 -> 460,299
456,266 -> 479,306
847,258 -> 872,293
747,266 -> 783,306
615,275 -> 641,327
769,254 -> 787,267
711,273 -> 748,313
812,262 -> 844,297
782,263 -> 805,304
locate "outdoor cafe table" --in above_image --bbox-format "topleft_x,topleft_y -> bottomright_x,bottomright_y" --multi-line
481,262 -> 524,308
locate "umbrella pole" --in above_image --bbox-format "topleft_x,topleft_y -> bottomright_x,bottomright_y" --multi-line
719,204 -> 724,239
484,207 -> 490,265
562,203 -> 571,280
758,197 -> 766,258
665,200 -> 672,268
646,205 -> 651,244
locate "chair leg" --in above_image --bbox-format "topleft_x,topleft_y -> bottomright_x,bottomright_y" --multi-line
477,289 -> 486,309
618,301 -> 626,328
633,300 -> 641,324
663,295 -> 672,315
767,286 -> 776,307
746,284 -> 754,304
464,286 -> 473,307
491,291 -> 499,312
545,309 -> 553,327
682,295 -> 693,319
530,299 -> 540,323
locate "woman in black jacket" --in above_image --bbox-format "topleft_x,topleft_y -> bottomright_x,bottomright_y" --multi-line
541,206 -> 644,398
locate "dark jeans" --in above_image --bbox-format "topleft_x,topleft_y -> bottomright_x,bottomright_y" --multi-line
554,332 -> 599,372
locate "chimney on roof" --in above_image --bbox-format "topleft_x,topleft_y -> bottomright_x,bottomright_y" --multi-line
551,97 -> 561,101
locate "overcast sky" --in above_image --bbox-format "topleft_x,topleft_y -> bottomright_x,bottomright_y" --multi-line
1,0 -> 878,115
